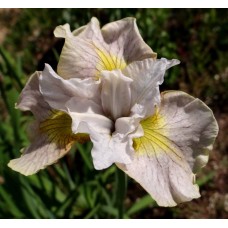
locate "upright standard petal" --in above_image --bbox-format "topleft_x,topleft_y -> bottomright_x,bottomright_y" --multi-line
123,58 -> 180,117
54,17 -> 156,79
118,91 -> 218,207
101,70 -> 132,120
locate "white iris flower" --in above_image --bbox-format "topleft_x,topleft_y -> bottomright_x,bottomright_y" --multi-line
8,17 -> 218,207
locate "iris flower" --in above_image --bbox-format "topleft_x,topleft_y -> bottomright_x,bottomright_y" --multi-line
8,18 -> 218,207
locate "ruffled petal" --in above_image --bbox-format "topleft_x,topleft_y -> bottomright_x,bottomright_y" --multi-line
70,114 -> 132,170
101,70 -> 132,120
118,91 -> 218,206
101,17 -> 157,62
55,17 -> 156,79
89,127 -> 133,170
118,153 -> 200,207
55,18 -> 104,79
123,58 -> 180,118
66,97 -> 113,135
80,116 -> 143,170
16,71 -> 51,121
39,64 -> 101,111
8,111 -> 88,175
157,91 -> 219,172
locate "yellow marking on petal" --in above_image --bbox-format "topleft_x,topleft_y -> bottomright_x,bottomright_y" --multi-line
94,47 -> 127,78
40,110 -> 89,149
133,108 -> 183,164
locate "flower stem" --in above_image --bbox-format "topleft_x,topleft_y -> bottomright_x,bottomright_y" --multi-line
116,168 -> 127,219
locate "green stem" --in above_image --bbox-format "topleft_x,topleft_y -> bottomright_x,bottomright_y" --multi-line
116,168 -> 127,219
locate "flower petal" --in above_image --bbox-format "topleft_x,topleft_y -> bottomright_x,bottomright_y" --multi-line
8,111 -> 88,175
16,71 -> 51,121
158,91 -> 219,172
88,127 -> 133,170
55,17 -> 156,79
69,110 -> 132,170
54,18 -> 97,39
101,17 -> 157,62
117,153 -> 200,207
101,70 -> 133,120
54,23 -> 74,38
118,91 -> 218,206
39,64 -> 101,111
79,117 -> 142,170
123,58 -> 180,118
66,97 -> 113,135
55,17 -> 123,79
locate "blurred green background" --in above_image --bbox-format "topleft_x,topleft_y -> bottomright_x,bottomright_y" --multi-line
0,9 -> 227,219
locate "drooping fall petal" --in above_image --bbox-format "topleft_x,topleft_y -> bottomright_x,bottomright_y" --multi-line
118,91 -> 218,207
8,71 -> 89,175
123,58 -> 180,117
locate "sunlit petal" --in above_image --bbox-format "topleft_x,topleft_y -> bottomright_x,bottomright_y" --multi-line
8,111 -> 88,175
66,97 -> 113,135
54,17 -> 156,79
16,71 -> 51,121
39,64 -> 101,111
157,91 -> 219,172
118,90 -> 218,206
101,17 -> 157,62
101,70 -> 132,120
123,58 -> 180,117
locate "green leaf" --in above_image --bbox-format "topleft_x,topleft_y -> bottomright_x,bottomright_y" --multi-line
0,186 -> 24,218
196,172 -> 215,187
126,195 -> 156,216
76,143 -> 93,171
84,204 -> 100,219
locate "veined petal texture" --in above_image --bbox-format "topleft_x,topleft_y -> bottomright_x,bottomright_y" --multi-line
118,91 -> 218,206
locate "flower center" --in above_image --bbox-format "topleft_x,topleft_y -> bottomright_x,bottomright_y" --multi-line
133,108 -> 169,155
95,47 -> 127,73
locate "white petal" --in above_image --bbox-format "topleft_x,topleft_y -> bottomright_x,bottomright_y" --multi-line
101,17 -> 157,62
66,97 -> 112,135
101,70 -> 132,120
114,116 -> 143,139
88,128 -> 133,170
54,23 -> 74,38
159,91 -> 219,172
89,115 -> 144,170
8,109 -> 90,176
8,134 -> 70,176
55,18 -> 106,79
118,153 -> 200,207
54,17 -> 100,39
55,17 -> 157,79
123,58 -> 180,117
83,117 -> 143,171
16,71 -> 51,121
39,64 -> 101,111
118,90 -> 218,206
118,117 -> 200,206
